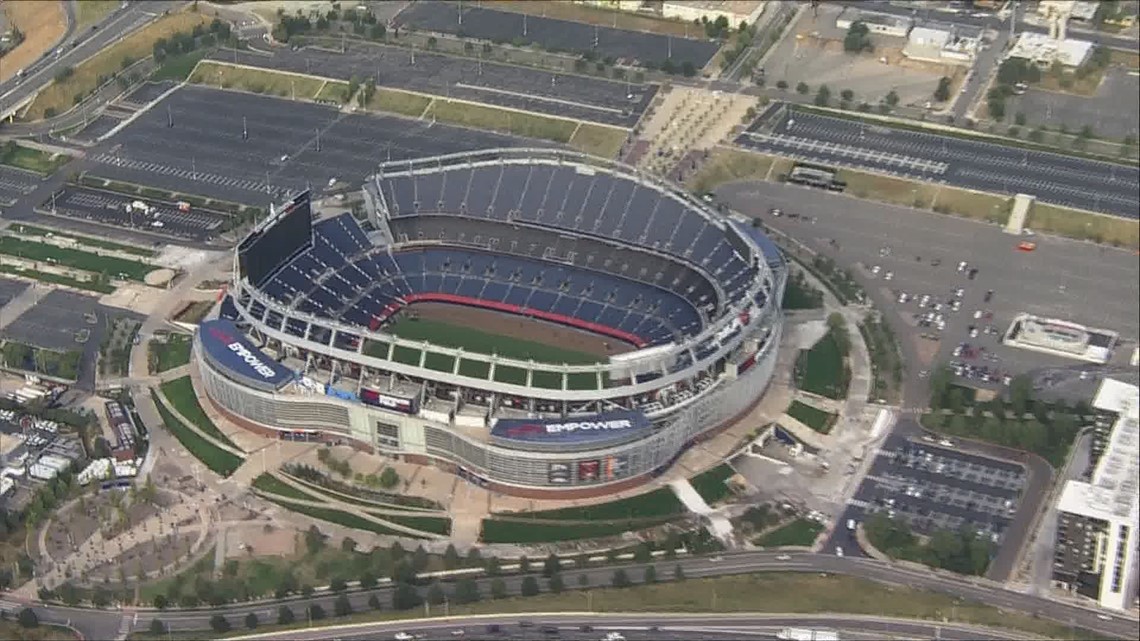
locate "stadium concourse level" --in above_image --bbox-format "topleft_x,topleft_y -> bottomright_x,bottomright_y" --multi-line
204,150 -> 785,494
394,0 -> 722,70
215,41 -> 656,128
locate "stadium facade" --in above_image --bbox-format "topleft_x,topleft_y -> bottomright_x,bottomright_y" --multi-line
195,149 -> 786,498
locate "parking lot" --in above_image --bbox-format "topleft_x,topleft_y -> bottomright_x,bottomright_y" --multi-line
119,80 -> 177,107
1009,68 -> 1140,143
217,41 -> 658,128
716,180 -> 1140,398
395,1 -> 721,70
0,165 -> 43,205
1,289 -> 102,352
88,85 -> 534,205
45,186 -> 230,242
0,276 -> 29,307
738,109 -> 1140,218
68,114 -> 126,144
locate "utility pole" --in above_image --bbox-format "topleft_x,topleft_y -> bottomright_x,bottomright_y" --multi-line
242,115 -> 248,140
315,127 -> 321,152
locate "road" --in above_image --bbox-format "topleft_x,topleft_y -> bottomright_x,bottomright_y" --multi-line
5,551 -> 1135,638
0,1 -> 186,122
228,613 -> 1048,641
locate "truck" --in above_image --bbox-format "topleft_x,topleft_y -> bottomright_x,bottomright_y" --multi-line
177,201 -> 191,212
777,628 -> 839,641
126,200 -> 151,215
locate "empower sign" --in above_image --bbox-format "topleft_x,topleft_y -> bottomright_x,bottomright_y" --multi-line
199,319 -> 292,389
491,410 -> 651,446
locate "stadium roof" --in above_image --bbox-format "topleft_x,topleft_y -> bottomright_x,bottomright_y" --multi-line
199,319 -> 294,391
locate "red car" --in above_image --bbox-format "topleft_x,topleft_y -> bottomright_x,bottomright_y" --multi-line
1017,241 -> 1037,252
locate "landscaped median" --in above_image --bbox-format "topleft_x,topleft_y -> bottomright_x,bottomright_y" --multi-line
785,400 -> 837,435
251,473 -> 451,539
688,463 -> 738,506
159,376 -> 238,449
9,223 -> 156,258
150,389 -> 244,477
794,313 -> 851,401
0,141 -> 71,175
0,234 -> 156,281
481,487 -> 687,543
186,60 -> 630,158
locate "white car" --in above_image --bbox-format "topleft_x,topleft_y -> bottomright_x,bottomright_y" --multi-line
871,265 -> 881,275
884,271 -> 893,281
776,554 -> 792,561
973,310 -> 983,319
957,261 -> 968,272
835,546 -> 844,557
395,634 -> 414,641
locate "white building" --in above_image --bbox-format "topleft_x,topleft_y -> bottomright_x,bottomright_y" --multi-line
836,9 -> 913,38
1052,378 -> 1139,611
1037,0 -> 1101,22
1008,31 -> 1095,67
577,0 -> 768,27
903,26 -> 980,65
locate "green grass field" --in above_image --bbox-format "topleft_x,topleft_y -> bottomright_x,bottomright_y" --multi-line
754,518 -> 824,547
189,61 -> 324,99
795,331 -> 848,400
386,317 -> 603,365
786,400 -> 837,434
159,377 -> 237,448
503,486 -> 685,522
367,511 -> 452,536
568,123 -> 628,159
689,464 -> 736,506
426,99 -> 578,143
0,144 -> 71,175
365,87 -> 433,117
259,496 -> 428,539
252,473 -> 316,501
152,389 -> 243,477
480,517 -> 675,543
0,235 -> 153,280
0,264 -> 114,294
10,223 -> 156,257
148,333 -> 192,373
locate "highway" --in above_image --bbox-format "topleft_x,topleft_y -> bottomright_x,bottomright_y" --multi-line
6,551 -> 1134,639
0,1 -> 186,122
226,613 -> 1047,641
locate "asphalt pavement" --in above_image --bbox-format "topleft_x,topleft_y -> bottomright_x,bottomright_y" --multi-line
738,109 -> 1140,217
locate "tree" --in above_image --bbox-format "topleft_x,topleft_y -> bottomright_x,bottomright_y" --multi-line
548,573 -> 565,593
795,81 -> 810,95
17,609 -> 38,628
426,582 -> 446,606
341,536 -> 357,553
359,571 -> 378,589
843,21 -> 873,53
611,569 -> 632,588
485,556 -> 501,576
520,575 -> 540,597
441,544 -> 461,571
542,553 -> 561,577
674,564 -> 685,580
334,594 -> 353,617
814,84 -> 831,107
393,582 -> 422,610
490,577 -> 508,599
380,466 -> 400,488
518,555 -> 530,573
840,88 -> 855,102
455,577 -> 481,604
465,548 -> 483,568
277,606 -> 295,625
412,545 -> 430,572
1009,375 -> 1033,417
209,614 -> 231,633
153,594 -> 168,609
884,90 -> 899,107
330,577 -> 347,592
934,76 -> 951,102
305,525 -> 326,555
244,612 -> 259,629
1014,112 -> 1027,126
578,572 -> 590,587
776,79 -> 788,90
681,61 -> 696,77
368,593 -> 383,610
149,619 -> 166,635
643,565 -> 657,584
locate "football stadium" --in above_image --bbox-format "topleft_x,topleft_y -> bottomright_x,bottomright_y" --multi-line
195,148 -> 786,497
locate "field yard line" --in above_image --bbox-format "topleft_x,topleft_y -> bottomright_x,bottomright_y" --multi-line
198,59 -> 339,84
419,97 -> 436,121
568,120 -> 583,143
314,79 -> 328,100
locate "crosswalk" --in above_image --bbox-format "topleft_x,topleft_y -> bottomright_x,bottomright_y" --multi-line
90,152 -> 288,197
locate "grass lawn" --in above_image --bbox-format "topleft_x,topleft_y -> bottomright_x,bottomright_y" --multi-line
251,473 -> 321,502
480,517 -> 675,543
0,235 -> 154,280
686,147 -> 792,194
387,317 -> 602,365
152,389 -> 243,477
365,87 -> 434,117
0,621 -> 78,641
367,512 -> 453,536
0,144 -> 72,174
754,518 -> 824,547
189,61 -> 325,100
260,496 -> 428,539
795,331 -> 848,400
503,486 -> 685,522
314,80 -> 352,103
74,0 -> 120,30
0,264 -> 114,294
1028,202 -> 1139,248
9,223 -> 156,257
148,332 -> 192,373
568,123 -> 628,159
159,376 -> 237,448
25,11 -> 211,120
688,463 -> 736,506
150,50 -> 210,82
426,99 -> 578,143
165,572 -> 1085,641
785,400 -> 837,434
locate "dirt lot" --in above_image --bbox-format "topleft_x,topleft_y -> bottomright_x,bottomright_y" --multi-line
410,302 -> 637,358
1,0 -> 67,83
